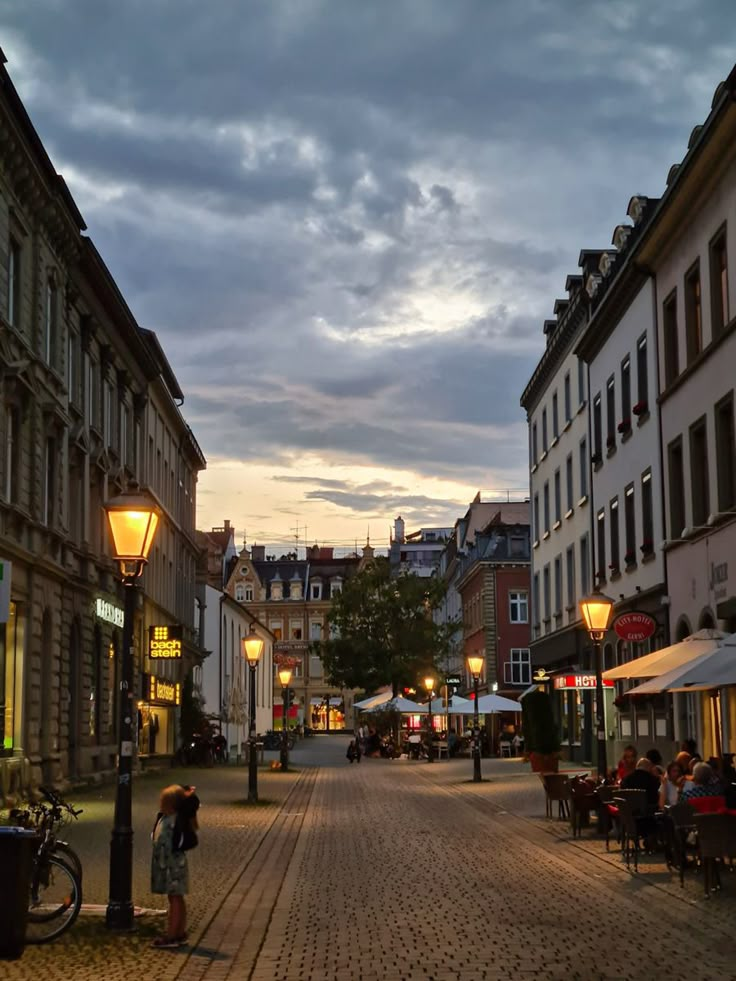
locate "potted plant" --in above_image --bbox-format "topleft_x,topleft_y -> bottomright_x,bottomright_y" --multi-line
624,549 -> 636,566
522,688 -> 561,773
591,452 -> 603,466
640,539 -> 654,555
617,418 -> 631,434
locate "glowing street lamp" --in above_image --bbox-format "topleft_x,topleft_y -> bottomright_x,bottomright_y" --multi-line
579,588 -> 615,780
242,628 -> 265,803
424,675 -> 435,764
103,488 -> 160,931
467,655 -> 484,783
278,666 -> 293,771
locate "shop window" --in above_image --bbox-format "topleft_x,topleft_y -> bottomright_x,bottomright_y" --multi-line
709,226 -> 729,337
685,261 -> 702,364
0,602 -> 19,754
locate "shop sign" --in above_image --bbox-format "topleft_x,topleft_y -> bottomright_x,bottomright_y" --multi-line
149,624 -> 183,659
445,674 -> 462,686
274,653 -> 302,667
148,675 -> 181,706
553,674 -> 614,690
0,559 -> 10,623
613,612 -> 657,643
96,597 -> 125,628
532,667 -> 551,683
274,641 -> 308,652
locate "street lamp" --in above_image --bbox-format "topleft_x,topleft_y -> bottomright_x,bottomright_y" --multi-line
278,666 -> 293,771
424,675 -> 435,763
580,588 -> 615,781
467,655 -> 484,783
103,488 -> 160,931
242,628 -> 264,803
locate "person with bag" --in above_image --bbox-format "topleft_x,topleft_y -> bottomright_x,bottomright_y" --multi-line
150,784 -> 199,948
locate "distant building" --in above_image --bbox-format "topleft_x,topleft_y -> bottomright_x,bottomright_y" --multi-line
389,516 -> 453,578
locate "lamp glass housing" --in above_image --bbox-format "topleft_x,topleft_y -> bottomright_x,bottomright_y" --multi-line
278,667 -> 293,687
242,633 -> 264,667
424,675 -> 435,693
467,655 -> 484,679
579,590 -> 615,639
105,492 -> 160,576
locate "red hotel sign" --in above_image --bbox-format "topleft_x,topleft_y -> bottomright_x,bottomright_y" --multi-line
554,674 -> 614,690
613,612 -> 657,643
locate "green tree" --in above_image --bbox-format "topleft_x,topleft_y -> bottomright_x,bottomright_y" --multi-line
315,557 -> 454,696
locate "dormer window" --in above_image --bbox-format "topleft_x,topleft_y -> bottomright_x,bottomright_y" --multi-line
330,580 -> 342,597
235,583 -> 245,602
310,581 -> 322,600
291,581 -> 303,600
245,585 -> 254,602
271,580 -> 283,600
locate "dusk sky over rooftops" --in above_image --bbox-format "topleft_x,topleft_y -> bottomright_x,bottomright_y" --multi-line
2,1 -> 733,549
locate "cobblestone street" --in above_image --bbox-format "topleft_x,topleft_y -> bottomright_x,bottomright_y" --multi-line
5,739 -> 736,980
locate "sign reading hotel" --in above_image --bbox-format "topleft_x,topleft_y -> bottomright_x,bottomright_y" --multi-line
149,625 -> 183,659
613,612 -> 657,643
148,675 -> 181,705
553,674 -> 615,690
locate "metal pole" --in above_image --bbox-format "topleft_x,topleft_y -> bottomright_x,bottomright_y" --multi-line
106,579 -> 138,930
280,686 -> 290,771
473,675 -> 482,783
247,662 -> 258,803
427,700 -> 434,763
594,637 -> 607,780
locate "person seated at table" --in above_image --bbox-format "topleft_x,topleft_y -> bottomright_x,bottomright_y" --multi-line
681,762 -> 723,801
680,738 -> 698,757
722,753 -> 736,785
621,757 -> 661,807
645,748 -> 665,777
659,760 -> 686,808
616,745 -> 638,782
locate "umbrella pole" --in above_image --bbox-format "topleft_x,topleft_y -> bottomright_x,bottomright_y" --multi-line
712,689 -> 723,759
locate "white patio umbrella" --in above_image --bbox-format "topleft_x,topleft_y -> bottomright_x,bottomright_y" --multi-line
602,628 -> 726,680
625,634 -> 736,695
475,693 -> 521,714
354,690 -> 393,710
364,696 -> 428,714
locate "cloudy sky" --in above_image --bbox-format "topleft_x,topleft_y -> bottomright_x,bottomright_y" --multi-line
1,1 -> 733,551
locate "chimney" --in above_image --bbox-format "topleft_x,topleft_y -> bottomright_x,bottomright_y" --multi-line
224,519 -> 231,531
319,547 -> 334,560
251,544 -> 266,562
394,516 -> 405,544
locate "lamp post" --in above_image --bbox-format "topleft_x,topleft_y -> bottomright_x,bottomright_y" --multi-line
278,666 -> 292,771
424,675 -> 435,763
467,655 -> 484,783
103,489 -> 160,931
242,628 -> 264,803
580,588 -> 615,781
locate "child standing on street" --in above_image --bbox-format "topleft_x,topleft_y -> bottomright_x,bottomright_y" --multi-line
150,784 -> 192,948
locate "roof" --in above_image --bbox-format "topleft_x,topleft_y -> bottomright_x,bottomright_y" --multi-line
484,502 -> 530,528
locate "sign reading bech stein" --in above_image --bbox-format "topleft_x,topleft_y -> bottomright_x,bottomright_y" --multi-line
149,624 -> 183,659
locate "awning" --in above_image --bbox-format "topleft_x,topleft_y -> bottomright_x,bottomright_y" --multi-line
519,683 -> 541,700
354,691 -> 393,710
602,628 -> 726,680
626,635 -> 736,694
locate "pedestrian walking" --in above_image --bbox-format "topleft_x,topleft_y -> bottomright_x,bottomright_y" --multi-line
150,784 -> 197,948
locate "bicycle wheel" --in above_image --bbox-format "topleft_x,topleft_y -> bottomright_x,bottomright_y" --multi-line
53,841 -> 83,885
26,855 -> 82,943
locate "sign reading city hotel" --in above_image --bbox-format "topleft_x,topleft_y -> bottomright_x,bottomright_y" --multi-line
613,612 -> 657,643
148,675 -> 181,705
553,674 -> 614,690
149,624 -> 183,659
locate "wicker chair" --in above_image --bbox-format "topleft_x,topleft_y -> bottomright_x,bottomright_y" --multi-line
666,801 -> 698,887
541,773 -> 571,820
596,785 -> 620,850
694,813 -> 736,897
613,796 -> 648,871
569,777 -> 598,837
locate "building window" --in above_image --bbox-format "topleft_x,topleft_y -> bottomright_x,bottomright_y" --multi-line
330,581 -> 342,597
715,393 -> 736,511
566,453 -> 573,512
4,407 -> 18,503
311,581 -> 322,600
579,437 -> 588,497
606,376 -> 616,448
309,621 -> 322,641
120,406 -> 128,467
509,591 -> 528,623
43,437 -> 55,526
235,584 -> 245,602
44,278 -> 57,366
543,564 -> 551,621
507,649 -> 531,686
621,357 -> 631,428
531,422 -> 538,465
245,584 -> 254,602
710,226 -> 729,337
596,509 -> 606,583
636,334 -> 648,410
533,493 -> 539,541
578,358 -> 586,407
68,332 -> 79,405
543,481 -> 550,534
685,262 -> 703,364
269,624 -> 283,641
580,534 -> 590,596
104,381 -> 112,447
554,468 -> 561,523
667,438 -> 685,540
593,394 -> 602,461
542,408 -> 548,453
642,470 -> 654,552
625,484 -> 636,563
564,372 -> 571,423
689,416 -> 710,527
566,545 -> 575,609
290,624 -> 303,641
554,554 -> 562,615
7,237 -> 21,328
533,573 -> 540,629
610,498 -> 620,572
552,391 -> 559,439
663,290 -> 679,387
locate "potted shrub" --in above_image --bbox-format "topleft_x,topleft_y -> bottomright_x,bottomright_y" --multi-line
522,688 -> 561,773
640,539 -> 654,555
617,418 -> 631,434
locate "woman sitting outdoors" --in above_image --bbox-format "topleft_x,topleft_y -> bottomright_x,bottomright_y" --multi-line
659,760 -> 686,808
681,762 -> 723,801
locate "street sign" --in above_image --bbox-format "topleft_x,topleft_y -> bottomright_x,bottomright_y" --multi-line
445,674 -> 462,686
0,559 -> 10,623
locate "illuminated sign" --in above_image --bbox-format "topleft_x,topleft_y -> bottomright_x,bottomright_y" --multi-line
148,675 -> 181,705
149,624 -> 183,659
96,597 -> 125,628
554,674 -> 614,690
613,612 -> 657,643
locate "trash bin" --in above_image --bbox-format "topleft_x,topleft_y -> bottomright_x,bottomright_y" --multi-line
0,827 -> 37,960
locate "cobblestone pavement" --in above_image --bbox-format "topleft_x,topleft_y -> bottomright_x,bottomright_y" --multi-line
6,744 -> 736,980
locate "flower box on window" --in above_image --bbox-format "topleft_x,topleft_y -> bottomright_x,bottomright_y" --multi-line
640,539 -> 654,555
632,400 -> 648,416
591,452 -> 603,466
617,419 -> 631,434
606,435 -> 616,449
609,564 -> 620,576
624,550 -> 636,566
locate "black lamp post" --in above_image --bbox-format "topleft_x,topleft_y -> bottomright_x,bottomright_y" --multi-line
580,588 -> 615,781
278,666 -> 292,771
424,675 -> 435,763
242,628 -> 265,803
103,489 -> 160,931
468,655 -> 484,783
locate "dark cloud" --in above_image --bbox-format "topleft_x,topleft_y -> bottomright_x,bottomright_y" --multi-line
2,1 -> 733,512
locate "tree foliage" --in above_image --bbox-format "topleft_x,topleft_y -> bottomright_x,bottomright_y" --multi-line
315,557 -> 454,695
